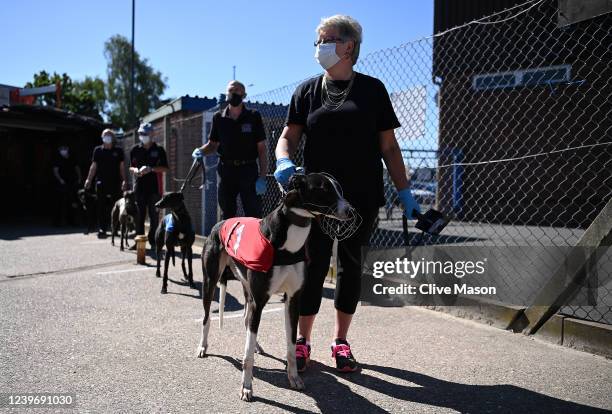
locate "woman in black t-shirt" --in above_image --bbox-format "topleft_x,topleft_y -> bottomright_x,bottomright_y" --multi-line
274,14 -> 421,373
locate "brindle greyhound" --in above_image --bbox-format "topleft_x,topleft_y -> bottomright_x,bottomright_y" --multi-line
111,190 -> 138,251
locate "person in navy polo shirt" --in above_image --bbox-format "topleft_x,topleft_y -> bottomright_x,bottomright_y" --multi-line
84,129 -> 127,238
130,122 -> 169,248
192,80 -> 268,219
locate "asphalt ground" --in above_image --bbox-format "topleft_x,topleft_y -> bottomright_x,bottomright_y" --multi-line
1,226 -> 611,413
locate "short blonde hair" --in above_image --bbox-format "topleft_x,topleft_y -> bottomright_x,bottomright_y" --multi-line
101,128 -> 115,138
316,15 -> 363,64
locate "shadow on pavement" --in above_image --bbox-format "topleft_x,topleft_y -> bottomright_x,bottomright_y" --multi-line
159,277 -> 245,312
207,354 -> 610,414
0,222 -> 86,241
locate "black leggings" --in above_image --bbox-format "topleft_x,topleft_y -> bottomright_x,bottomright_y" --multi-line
300,207 -> 378,316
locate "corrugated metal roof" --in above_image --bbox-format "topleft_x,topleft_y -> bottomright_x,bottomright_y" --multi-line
0,104 -> 105,131
142,95 -> 217,123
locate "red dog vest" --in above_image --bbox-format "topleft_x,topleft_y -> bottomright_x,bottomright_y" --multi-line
219,217 -> 274,272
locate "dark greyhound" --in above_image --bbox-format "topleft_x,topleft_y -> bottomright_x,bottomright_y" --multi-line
111,190 -> 138,251
77,188 -> 97,234
154,192 -> 196,294
196,173 -> 360,401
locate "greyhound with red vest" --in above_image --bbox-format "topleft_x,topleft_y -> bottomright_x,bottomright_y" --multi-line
196,172 -> 360,401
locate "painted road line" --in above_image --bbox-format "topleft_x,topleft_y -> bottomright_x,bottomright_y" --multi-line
2,259 -> 133,282
194,307 -> 283,322
96,268 -> 144,275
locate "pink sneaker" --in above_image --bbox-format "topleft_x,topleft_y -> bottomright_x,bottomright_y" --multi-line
331,339 -> 358,373
296,337 -> 311,372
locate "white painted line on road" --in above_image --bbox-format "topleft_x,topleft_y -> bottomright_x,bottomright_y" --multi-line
96,268 -> 143,275
194,307 -> 283,323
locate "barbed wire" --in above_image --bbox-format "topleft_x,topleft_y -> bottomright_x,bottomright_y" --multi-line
436,141 -> 612,169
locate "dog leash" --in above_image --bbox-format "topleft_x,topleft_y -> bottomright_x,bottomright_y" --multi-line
179,158 -> 204,193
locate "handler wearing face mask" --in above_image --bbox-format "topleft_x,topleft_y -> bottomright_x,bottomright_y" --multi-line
85,129 -> 127,238
52,144 -> 82,226
130,122 -> 169,249
192,80 -> 268,219
274,15 -> 421,373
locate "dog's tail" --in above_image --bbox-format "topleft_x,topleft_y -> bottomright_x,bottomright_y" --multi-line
218,280 -> 226,329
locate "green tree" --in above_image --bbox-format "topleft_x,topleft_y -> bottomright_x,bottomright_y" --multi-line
70,76 -> 107,120
25,71 -> 106,121
104,34 -> 167,129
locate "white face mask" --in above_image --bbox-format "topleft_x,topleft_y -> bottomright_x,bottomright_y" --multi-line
102,135 -> 113,144
59,149 -> 69,158
139,135 -> 151,145
315,43 -> 341,70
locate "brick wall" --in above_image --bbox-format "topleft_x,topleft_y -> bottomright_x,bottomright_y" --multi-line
163,112 -> 204,234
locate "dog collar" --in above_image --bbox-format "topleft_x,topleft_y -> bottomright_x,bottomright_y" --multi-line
286,209 -> 311,227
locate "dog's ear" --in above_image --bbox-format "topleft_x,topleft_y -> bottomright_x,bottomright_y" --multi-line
288,173 -> 307,193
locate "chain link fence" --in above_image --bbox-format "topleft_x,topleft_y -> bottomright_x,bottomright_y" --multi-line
237,0 -> 611,324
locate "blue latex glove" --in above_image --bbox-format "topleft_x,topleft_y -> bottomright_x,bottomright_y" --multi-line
273,157 -> 296,186
192,148 -> 203,160
255,177 -> 267,195
398,188 -> 421,219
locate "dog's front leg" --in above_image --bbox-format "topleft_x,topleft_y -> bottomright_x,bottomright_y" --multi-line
197,271 -> 214,358
187,246 -> 195,289
180,246 -> 188,280
285,291 -> 304,391
240,301 -> 263,402
123,219 -> 130,249
111,217 -> 116,246
161,245 -> 172,294
155,246 -> 162,278
120,220 -> 125,251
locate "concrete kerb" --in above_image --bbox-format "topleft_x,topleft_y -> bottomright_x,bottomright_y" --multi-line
426,299 -> 611,359
562,317 -> 612,359
425,296 -> 527,331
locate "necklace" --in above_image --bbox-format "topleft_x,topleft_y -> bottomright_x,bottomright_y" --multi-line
321,72 -> 356,111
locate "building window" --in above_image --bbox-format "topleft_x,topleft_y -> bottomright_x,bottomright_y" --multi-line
521,66 -> 571,86
473,72 -> 517,90
473,65 -> 571,91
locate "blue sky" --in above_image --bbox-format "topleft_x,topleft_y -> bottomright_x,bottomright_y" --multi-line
3,1 -> 433,99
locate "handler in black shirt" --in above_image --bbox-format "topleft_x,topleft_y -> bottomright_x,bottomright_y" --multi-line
85,129 -> 127,238
192,80 -> 268,219
274,15 -> 421,373
52,144 -> 82,226
130,122 -> 169,247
